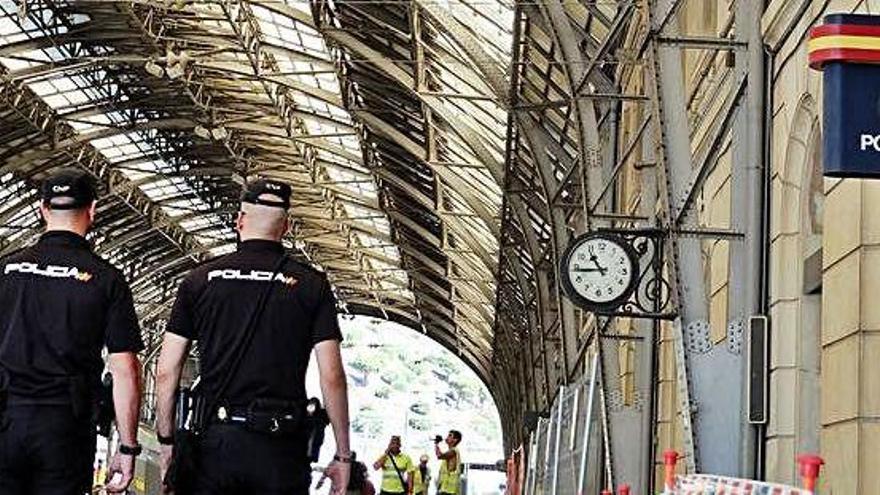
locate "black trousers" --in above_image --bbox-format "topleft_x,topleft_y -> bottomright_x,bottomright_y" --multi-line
0,404 -> 95,495
191,424 -> 311,495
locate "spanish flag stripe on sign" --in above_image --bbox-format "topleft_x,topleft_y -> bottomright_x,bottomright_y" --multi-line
808,35 -> 880,52
811,23 -> 880,37
808,22 -> 880,69
809,48 -> 880,68
810,47 -> 880,61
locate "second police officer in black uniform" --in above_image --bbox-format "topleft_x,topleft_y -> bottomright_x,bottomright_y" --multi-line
0,168 -> 144,494
156,178 -> 352,494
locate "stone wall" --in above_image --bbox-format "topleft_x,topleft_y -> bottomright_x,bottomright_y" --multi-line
763,0 -> 880,491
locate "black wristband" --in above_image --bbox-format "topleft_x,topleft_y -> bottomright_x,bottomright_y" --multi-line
334,454 -> 353,463
119,443 -> 142,456
157,433 -> 175,446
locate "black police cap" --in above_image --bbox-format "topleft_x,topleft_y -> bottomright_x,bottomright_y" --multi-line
40,168 -> 97,210
241,178 -> 291,209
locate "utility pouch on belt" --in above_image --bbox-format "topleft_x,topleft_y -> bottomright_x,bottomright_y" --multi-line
243,398 -> 303,435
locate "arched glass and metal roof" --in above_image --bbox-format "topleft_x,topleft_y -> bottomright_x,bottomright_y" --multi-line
0,0 -> 637,445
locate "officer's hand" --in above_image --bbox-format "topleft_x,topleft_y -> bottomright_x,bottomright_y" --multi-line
159,444 -> 174,493
325,459 -> 351,495
104,452 -> 135,493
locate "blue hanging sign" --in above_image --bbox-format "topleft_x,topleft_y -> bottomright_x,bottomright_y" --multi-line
809,14 -> 880,178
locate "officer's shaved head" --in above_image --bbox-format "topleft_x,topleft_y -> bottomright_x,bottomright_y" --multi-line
237,193 -> 289,241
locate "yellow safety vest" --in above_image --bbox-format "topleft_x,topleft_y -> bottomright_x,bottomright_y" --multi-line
438,447 -> 462,494
413,466 -> 430,494
380,453 -> 414,493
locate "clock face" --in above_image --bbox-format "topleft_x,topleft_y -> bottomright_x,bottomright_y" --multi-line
560,233 -> 638,310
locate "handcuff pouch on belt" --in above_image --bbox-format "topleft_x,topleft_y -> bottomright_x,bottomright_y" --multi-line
241,398 -> 303,435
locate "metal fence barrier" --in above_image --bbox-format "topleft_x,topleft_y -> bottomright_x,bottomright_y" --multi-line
522,354 -> 602,495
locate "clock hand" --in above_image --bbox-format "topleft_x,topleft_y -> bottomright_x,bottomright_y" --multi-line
571,267 -> 604,272
586,246 -> 607,272
585,251 -> 608,275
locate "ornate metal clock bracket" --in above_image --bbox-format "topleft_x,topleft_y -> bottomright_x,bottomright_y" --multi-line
592,227 -> 677,320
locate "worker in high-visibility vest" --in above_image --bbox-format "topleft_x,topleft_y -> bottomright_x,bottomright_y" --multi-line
435,430 -> 463,495
373,435 -> 414,495
412,455 -> 431,495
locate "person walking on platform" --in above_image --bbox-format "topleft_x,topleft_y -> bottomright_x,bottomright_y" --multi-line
0,168 -> 144,494
435,430 -> 463,495
373,435 -> 414,495
155,178 -> 351,495
412,454 -> 431,495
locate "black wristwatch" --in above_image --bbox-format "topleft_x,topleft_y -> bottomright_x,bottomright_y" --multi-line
157,433 -> 175,446
119,443 -> 142,457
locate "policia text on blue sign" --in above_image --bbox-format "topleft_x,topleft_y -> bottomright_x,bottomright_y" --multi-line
810,14 -> 880,178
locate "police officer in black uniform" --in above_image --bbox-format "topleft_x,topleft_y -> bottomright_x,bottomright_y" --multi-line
0,168 -> 144,494
156,179 -> 351,494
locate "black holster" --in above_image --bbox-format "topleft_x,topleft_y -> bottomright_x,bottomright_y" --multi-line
164,387 -> 204,495
95,373 -> 115,437
303,397 -> 329,462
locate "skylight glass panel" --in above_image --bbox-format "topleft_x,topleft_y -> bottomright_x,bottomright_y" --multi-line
0,0 -> 417,311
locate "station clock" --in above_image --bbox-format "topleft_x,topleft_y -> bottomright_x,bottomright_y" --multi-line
559,232 -> 639,312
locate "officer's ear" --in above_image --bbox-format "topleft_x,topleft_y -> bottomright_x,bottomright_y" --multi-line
38,202 -> 50,224
235,210 -> 246,232
86,201 -> 97,226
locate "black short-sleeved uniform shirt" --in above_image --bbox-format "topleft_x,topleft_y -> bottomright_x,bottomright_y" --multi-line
0,231 -> 144,404
167,240 -> 342,405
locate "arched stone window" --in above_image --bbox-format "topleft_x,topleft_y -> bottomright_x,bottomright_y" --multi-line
766,94 -> 822,483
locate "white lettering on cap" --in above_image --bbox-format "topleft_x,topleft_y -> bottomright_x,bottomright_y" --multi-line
52,185 -> 71,193
265,183 -> 281,191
